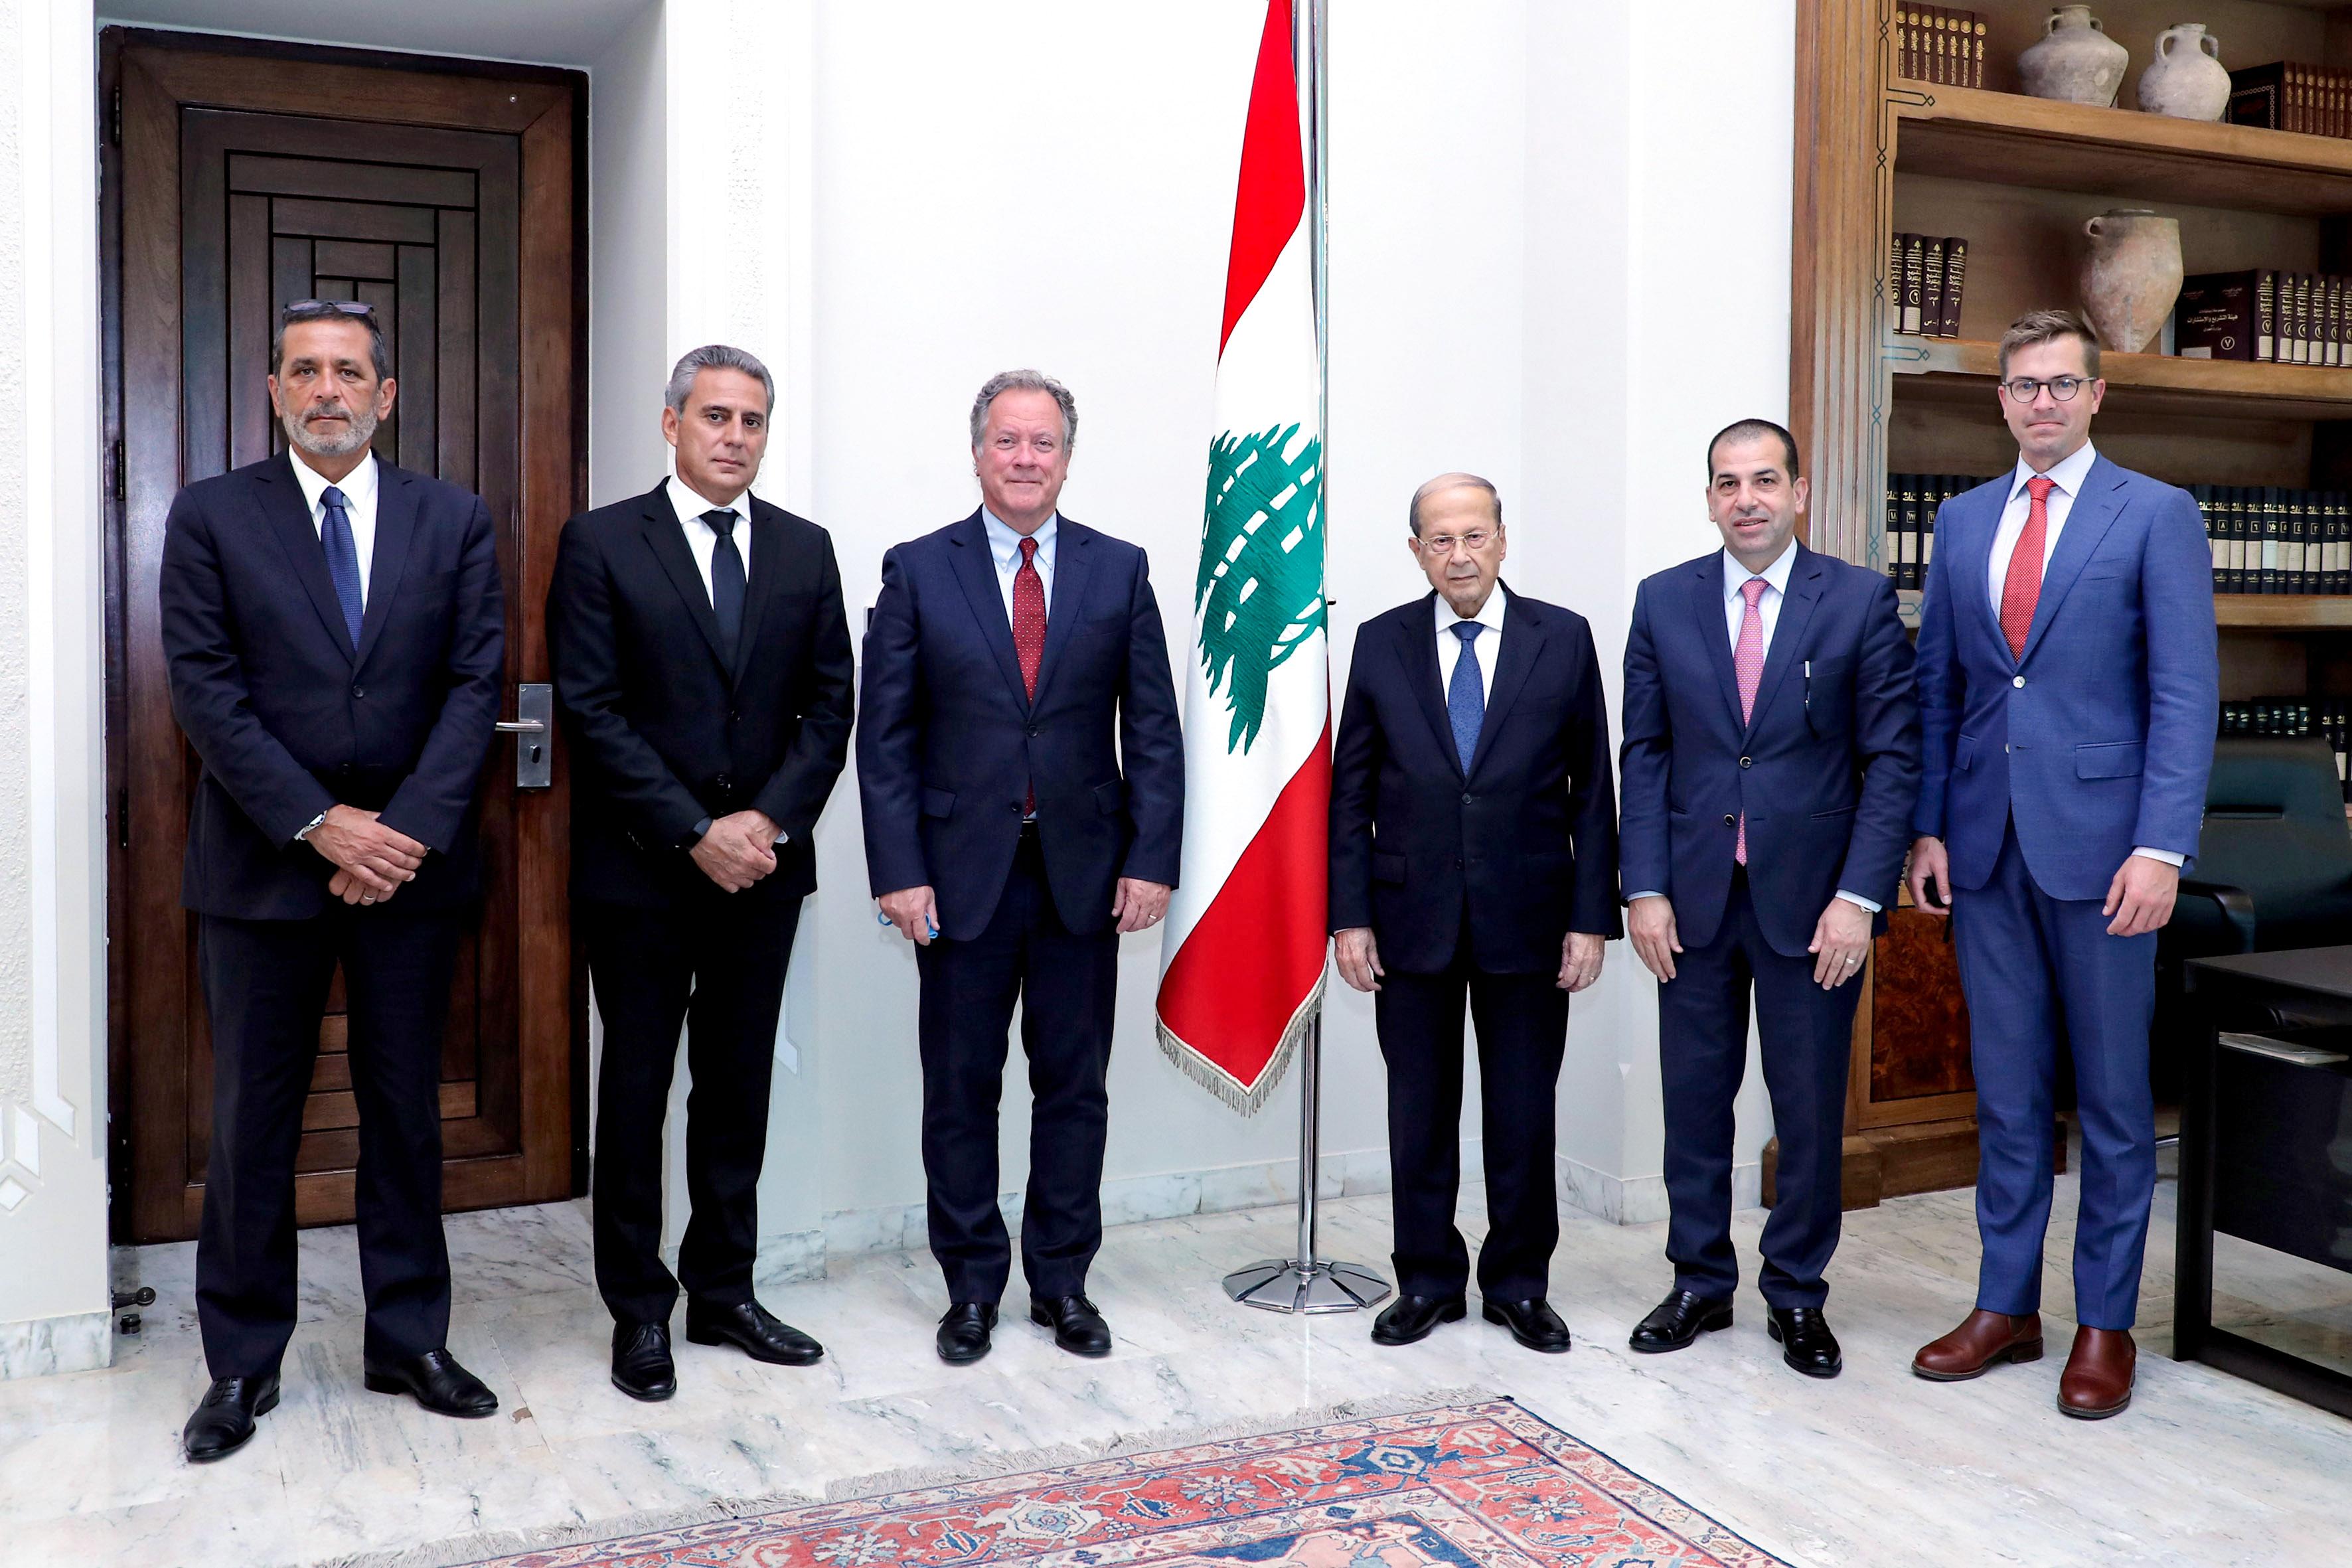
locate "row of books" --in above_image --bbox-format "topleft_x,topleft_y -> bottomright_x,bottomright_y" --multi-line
1896,7 -> 1986,88
2175,270 -> 2352,365
2227,63 -> 2352,140
1891,234 -> 1968,338
2190,486 -> 2352,596
2219,700 -> 2352,797
1882,473 -> 1988,589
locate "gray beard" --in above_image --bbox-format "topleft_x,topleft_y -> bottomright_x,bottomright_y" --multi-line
283,403 -> 378,459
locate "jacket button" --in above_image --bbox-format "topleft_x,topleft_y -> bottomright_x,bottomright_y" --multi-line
1028,726 -> 1040,738
1739,755 -> 1752,768
2013,674 -> 2025,688
1723,814 -> 1736,828
351,686 -> 365,700
730,710 -> 741,723
1460,792 -> 1473,805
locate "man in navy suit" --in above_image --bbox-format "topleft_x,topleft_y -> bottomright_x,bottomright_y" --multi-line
1909,310 -> 2217,1419
1620,420 -> 1919,1379
858,370 -> 1184,1366
161,301 -> 506,1460
1330,473 -> 1620,1356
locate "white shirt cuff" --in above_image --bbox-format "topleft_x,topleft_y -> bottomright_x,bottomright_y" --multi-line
2132,846 -> 2185,867
1835,890 -> 1882,913
1626,890 -> 1666,903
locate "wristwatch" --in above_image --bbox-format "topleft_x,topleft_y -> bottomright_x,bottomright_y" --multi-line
294,810 -> 329,844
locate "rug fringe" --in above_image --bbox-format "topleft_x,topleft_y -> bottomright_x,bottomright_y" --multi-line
319,1385 -> 1499,1568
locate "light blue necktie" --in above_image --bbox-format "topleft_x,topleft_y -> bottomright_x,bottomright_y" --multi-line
319,485 -> 365,647
1448,621 -> 1485,773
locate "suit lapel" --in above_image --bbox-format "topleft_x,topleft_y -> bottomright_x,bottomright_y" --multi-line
947,511 -> 1032,708
1745,548 -> 1825,738
636,481 -> 733,676
1465,588 -> 1543,780
351,465 -> 416,672
1029,520 -> 1092,710
1392,593 -> 1462,779
730,501 -> 786,688
2019,459 -> 2126,665
254,451 -> 356,663
1691,553 -> 1744,734
1966,478 -> 2017,663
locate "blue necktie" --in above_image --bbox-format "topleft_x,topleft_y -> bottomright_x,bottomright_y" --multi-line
704,509 -> 746,657
319,485 -> 364,647
1448,621 -> 1485,773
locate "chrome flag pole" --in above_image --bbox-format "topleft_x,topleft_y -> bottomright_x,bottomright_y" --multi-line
1222,0 -> 1389,1316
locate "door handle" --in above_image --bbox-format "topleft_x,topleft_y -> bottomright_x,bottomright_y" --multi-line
504,682 -> 554,789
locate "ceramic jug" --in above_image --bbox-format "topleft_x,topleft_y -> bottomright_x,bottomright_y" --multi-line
2080,209 -> 2181,353
2019,5 -> 2130,107
2136,23 -> 2229,120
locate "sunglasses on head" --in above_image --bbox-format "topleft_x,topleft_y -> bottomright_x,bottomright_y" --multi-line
283,299 -> 376,319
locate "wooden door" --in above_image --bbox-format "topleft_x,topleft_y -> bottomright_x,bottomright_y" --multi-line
104,32 -> 585,1241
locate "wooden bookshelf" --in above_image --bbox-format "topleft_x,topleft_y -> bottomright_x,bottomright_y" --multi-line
2217,593 -> 2352,627
1896,338 -> 2352,422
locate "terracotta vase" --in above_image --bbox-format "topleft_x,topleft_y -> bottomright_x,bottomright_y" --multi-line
2136,24 -> 2230,120
2019,5 -> 2130,108
2080,209 -> 2182,353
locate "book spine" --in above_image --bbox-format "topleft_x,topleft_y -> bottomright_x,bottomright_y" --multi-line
1900,476 -> 1921,591
1972,15 -> 1986,90
2325,491 -> 2340,594
1889,230 -> 1905,334
2264,487 -> 2282,593
1940,237 -> 1967,337
2231,487 -> 2250,593
1924,475 -> 1944,584
1895,7 -> 1911,81
2335,492 -> 2348,594
2333,275 -> 2345,368
1922,238 -> 1946,347
2192,485 -> 2218,589
2297,272 -> 2314,363
1903,232 -> 1924,334
2292,488 -> 2311,591
1884,474 -> 1901,584
2257,268 -> 2277,361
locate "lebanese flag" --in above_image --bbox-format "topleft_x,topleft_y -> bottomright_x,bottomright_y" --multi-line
1155,0 -> 1328,1115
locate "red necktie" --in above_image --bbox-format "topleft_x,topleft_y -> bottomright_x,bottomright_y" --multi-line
2000,475 -> 2056,661
1013,536 -> 1046,812
1733,577 -> 1767,866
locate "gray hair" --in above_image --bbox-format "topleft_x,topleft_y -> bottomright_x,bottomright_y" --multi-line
1408,472 -> 1502,537
272,300 -> 391,382
969,369 -> 1077,450
665,344 -> 775,414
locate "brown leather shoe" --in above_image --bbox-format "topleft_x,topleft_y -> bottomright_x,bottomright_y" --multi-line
2057,1326 -> 2135,1419
1911,1308 -> 2044,1381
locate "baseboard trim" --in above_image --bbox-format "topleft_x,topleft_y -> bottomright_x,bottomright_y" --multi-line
1557,1155 -> 1759,1225
0,1308 -> 111,1380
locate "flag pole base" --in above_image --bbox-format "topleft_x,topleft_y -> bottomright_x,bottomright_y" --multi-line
1222,1257 -> 1391,1314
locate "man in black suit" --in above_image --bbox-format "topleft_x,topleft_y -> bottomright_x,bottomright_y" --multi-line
1330,473 -> 1620,1355
858,369 -> 1184,1366
1618,420 -> 1919,1377
161,301 -> 507,1460
547,345 -> 854,1401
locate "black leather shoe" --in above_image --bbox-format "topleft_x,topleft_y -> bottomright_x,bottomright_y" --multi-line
1628,1289 -> 1734,1353
611,1321 -> 676,1401
1768,1306 -> 1843,1378
1371,1293 -> 1467,1346
362,1348 -> 499,1417
1483,1297 -> 1573,1354
685,1298 -> 824,1366
1030,1294 -> 1113,1357
183,1373 -> 279,1462
937,1302 -> 998,1365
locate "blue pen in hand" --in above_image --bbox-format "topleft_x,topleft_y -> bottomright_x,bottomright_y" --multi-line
876,907 -> 941,939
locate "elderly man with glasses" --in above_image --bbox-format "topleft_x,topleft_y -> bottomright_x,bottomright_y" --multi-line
1329,473 -> 1620,1355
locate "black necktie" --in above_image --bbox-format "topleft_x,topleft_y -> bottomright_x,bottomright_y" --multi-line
704,508 -> 745,657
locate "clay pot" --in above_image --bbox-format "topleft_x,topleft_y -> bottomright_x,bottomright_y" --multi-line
2019,5 -> 2130,108
2080,209 -> 2182,353
2136,24 -> 2229,120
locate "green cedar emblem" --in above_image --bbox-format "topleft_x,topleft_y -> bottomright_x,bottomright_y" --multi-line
1196,422 -> 1325,754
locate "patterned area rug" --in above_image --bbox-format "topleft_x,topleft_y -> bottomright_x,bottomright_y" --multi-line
453,1399 -> 1790,1567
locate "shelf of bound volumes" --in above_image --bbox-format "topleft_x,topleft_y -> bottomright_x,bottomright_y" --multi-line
2222,697 -> 2352,802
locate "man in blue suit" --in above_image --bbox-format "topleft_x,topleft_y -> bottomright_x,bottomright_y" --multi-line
1620,420 -> 1919,1379
859,370 -> 1184,1366
1908,310 -> 2217,1419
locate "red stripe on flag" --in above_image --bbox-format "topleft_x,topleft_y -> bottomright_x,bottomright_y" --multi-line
1219,0 -> 1305,356
1156,727 -> 1330,1093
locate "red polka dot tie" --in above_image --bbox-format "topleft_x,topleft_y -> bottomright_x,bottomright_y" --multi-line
1014,536 -> 1046,812
2001,475 -> 2056,661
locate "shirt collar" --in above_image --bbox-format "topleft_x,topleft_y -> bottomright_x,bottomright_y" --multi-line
667,473 -> 748,530
289,448 -> 378,514
2008,439 -> 2098,505
1722,538 -> 1798,601
1435,581 -> 1509,637
981,507 -> 1057,568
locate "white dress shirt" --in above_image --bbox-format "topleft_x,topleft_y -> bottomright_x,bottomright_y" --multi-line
1434,582 -> 1508,704
981,507 -> 1058,622
289,449 -> 379,605
1628,539 -> 1877,911
1986,441 -> 2183,870
666,474 -> 751,601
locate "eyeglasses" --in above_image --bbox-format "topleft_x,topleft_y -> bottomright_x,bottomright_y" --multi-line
1999,374 -> 2088,402
283,299 -> 375,319
1414,530 -> 1498,554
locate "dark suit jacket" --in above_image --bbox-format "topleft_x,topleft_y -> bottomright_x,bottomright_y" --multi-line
857,510 -> 1184,941
546,480 -> 856,910
1328,586 -> 1621,975
1619,543 -> 1921,959
159,451 -> 505,919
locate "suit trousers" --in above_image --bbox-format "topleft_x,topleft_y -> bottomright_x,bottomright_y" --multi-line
584,894 -> 801,1326
1657,872 -> 1857,1308
195,906 -> 465,1377
1373,922 -> 1571,1301
915,827 -> 1119,1304
1953,820 -> 2157,1330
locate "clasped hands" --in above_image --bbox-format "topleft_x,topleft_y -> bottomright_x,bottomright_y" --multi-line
1333,927 -> 1605,994
311,804 -> 426,906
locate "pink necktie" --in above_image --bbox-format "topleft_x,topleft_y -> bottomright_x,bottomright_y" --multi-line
1735,576 -> 1767,866
2001,476 -> 2055,661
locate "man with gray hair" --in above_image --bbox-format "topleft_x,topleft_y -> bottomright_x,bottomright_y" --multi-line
859,369 -> 1184,1365
548,344 -> 854,1401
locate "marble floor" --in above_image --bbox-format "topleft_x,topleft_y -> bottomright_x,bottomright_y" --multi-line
5,1166 -> 2351,1568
